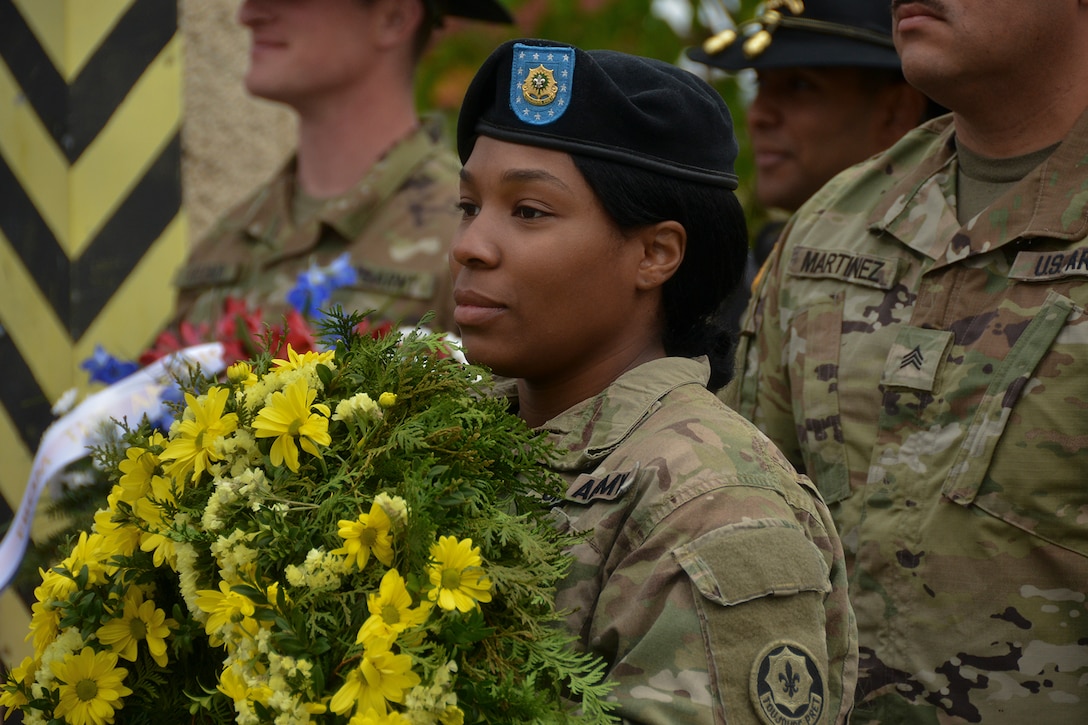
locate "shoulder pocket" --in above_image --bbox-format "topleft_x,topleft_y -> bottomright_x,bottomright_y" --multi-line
674,520 -> 830,607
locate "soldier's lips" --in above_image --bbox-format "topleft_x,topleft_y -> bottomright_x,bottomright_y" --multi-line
893,1 -> 944,31
754,150 -> 791,172
453,291 -> 506,327
249,36 -> 287,57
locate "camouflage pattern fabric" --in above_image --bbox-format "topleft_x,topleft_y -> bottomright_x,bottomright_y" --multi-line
545,357 -> 857,724
173,122 -> 460,333
724,109 -> 1088,723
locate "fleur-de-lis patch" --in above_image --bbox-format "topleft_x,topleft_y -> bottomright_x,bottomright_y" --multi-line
509,43 -> 574,126
751,642 -> 825,725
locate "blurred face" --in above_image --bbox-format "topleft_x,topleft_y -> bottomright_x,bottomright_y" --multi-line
237,0 -> 383,106
449,137 -> 651,384
746,67 -> 900,211
891,0 -> 1076,107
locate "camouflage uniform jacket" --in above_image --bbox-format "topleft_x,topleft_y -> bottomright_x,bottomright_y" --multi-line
173,123 -> 460,332
725,110 -> 1088,723
545,357 -> 857,725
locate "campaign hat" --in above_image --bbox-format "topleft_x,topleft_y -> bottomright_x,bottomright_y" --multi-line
686,0 -> 899,71
458,38 -> 739,189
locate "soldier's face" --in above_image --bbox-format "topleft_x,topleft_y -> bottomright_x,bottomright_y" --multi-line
747,67 -> 905,212
891,0 -> 1078,109
238,0 -> 382,107
449,137 -> 652,384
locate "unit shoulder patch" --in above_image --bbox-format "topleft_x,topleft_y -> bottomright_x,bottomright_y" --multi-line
750,642 -> 826,725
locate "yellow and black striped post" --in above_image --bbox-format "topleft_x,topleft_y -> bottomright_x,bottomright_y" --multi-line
0,0 -> 187,667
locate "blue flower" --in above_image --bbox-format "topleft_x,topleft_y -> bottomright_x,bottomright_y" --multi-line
80,345 -> 139,385
286,253 -> 359,317
326,252 -> 358,288
150,381 -> 185,433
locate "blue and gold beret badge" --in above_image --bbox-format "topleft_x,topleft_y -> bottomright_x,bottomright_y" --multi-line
750,642 -> 825,725
509,43 -> 574,126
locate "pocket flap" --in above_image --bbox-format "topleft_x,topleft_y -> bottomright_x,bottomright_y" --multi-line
674,520 -> 831,607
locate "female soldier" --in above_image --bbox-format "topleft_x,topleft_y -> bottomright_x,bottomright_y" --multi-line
451,38 -> 857,724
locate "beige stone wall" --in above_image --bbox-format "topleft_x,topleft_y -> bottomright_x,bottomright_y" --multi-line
178,0 -> 296,246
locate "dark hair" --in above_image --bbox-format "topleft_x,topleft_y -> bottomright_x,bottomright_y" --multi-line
571,154 -> 748,392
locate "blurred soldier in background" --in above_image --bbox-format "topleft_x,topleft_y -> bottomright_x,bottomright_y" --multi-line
172,0 -> 512,333
688,0 -> 936,332
726,0 -> 1088,721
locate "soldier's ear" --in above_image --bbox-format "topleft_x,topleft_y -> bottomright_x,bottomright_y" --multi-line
375,0 -> 424,48
634,221 -> 685,291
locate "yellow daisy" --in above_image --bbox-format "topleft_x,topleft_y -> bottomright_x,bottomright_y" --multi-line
329,634 -> 419,716
63,531 -> 112,586
226,361 -> 258,386
252,377 -> 331,472
333,502 -> 394,570
135,475 -> 179,568
272,344 -> 335,371
439,706 -> 465,725
114,433 -> 165,505
0,655 -> 35,711
359,569 -> 432,641
93,507 -> 141,560
218,665 -> 272,706
27,597 -> 60,654
96,593 -> 175,667
195,580 -> 256,644
348,707 -> 411,725
426,536 -> 492,613
51,647 -> 132,725
161,386 -> 238,483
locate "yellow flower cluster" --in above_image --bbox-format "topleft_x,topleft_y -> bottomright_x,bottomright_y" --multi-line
3,326 -> 612,725
326,495 -> 489,720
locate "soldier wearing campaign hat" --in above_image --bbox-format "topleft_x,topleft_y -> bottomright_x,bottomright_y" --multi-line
688,0 -> 936,334
452,37 -> 858,724
172,0 -> 513,335
726,0 -> 1088,720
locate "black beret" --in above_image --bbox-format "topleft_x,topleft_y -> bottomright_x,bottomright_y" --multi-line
458,38 -> 739,189
687,0 -> 899,71
431,0 -> 513,24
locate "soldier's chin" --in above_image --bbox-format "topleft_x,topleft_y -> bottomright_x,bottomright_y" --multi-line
242,74 -> 297,106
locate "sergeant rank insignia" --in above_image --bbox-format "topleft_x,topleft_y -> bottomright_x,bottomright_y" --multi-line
510,43 -> 573,126
750,642 -> 825,725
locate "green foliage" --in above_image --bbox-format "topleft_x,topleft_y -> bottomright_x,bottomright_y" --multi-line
2,310 -> 616,724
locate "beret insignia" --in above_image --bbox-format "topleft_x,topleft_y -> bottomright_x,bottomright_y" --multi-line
510,43 -> 573,125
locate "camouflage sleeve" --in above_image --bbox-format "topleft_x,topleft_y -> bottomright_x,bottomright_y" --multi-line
722,224 -> 805,472
570,483 -> 853,724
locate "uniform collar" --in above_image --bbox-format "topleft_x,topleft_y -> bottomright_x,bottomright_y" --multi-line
238,121 -> 448,263
319,120 -> 447,242
540,357 -> 710,473
867,107 -> 1088,263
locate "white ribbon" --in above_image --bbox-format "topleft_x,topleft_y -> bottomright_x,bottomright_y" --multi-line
0,344 -> 225,592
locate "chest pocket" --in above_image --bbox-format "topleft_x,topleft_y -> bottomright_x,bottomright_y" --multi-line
946,291 -> 1088,555
876,289 -> 1088,556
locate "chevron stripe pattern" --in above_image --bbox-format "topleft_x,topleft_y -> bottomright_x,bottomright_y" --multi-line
0,0 -> 187,671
